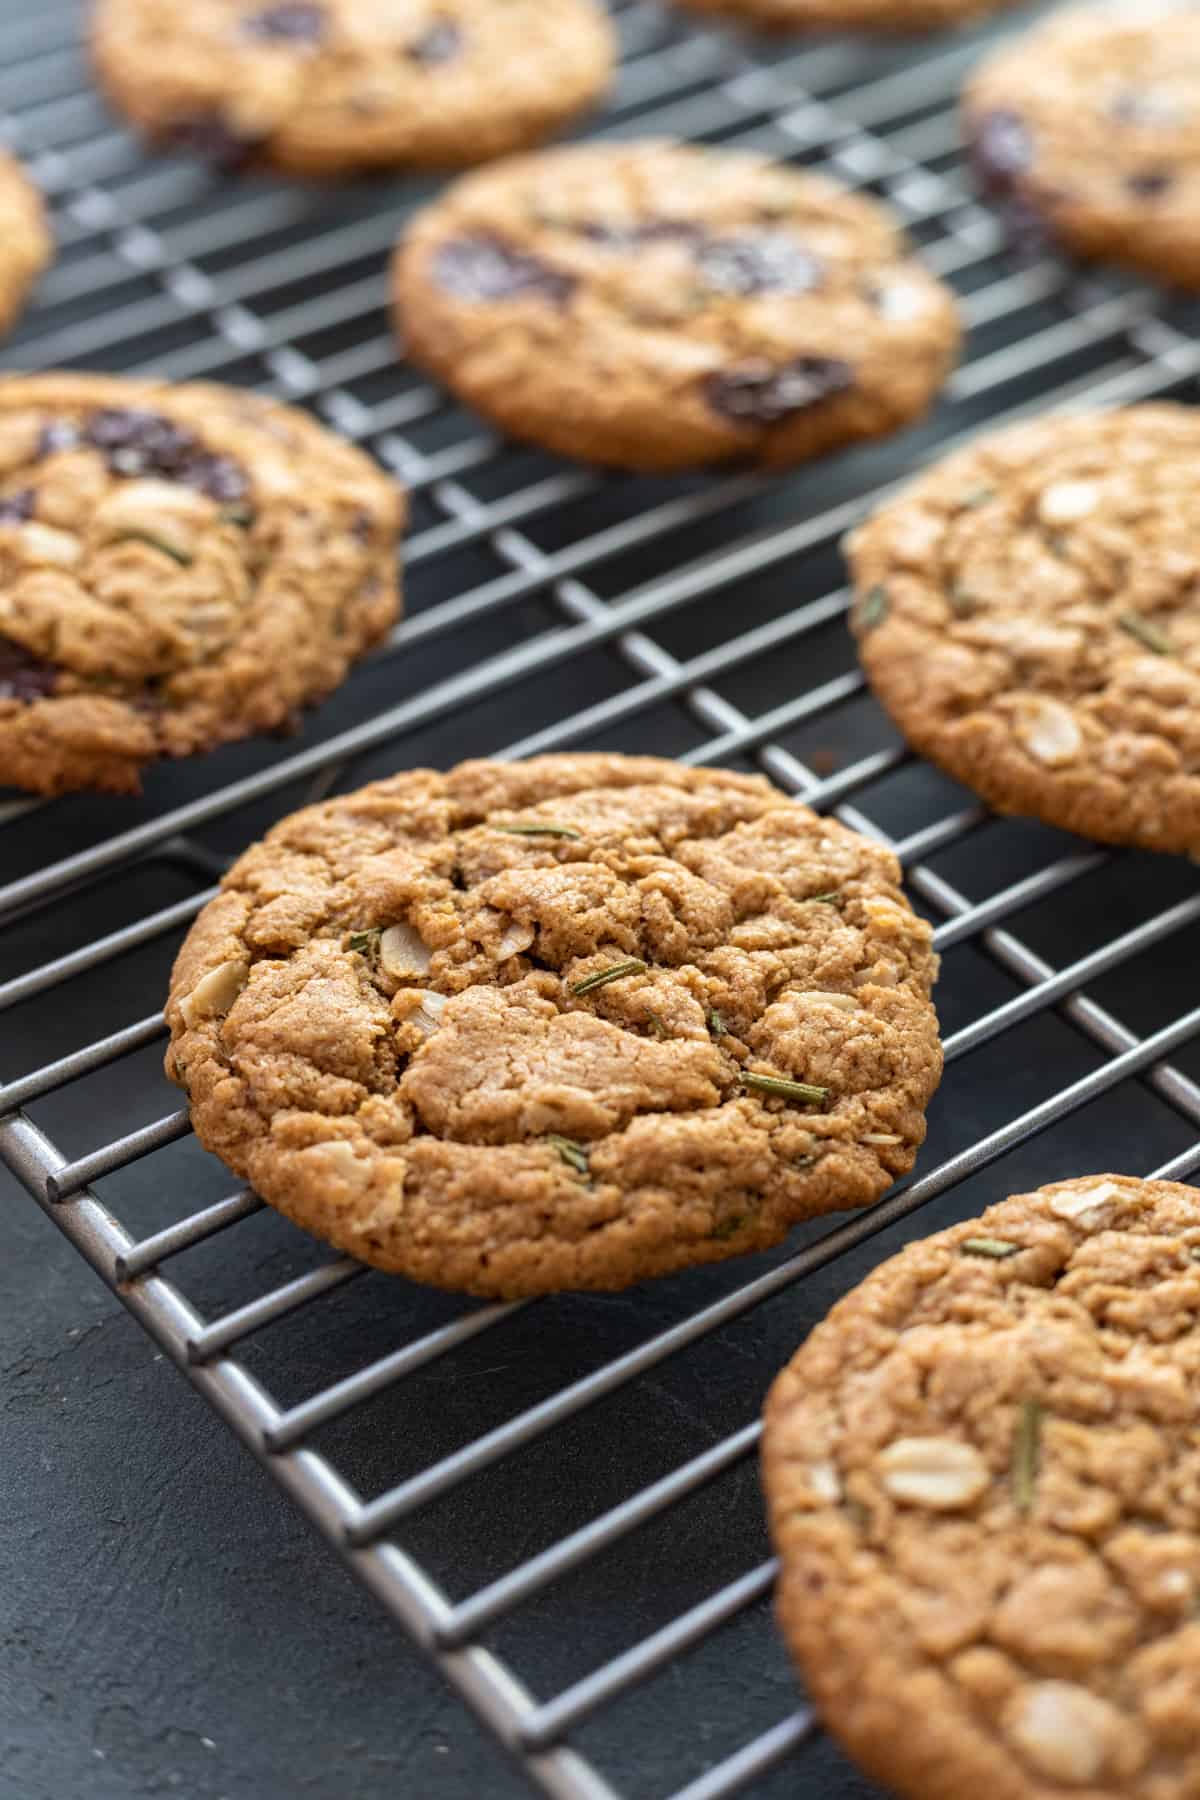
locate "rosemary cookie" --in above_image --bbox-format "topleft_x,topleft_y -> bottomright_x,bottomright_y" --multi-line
392,141 -> 961,472
0,155 -> 51,339
848,405 -> 1200,855
164,754 -> 942,1298
764,1173 -> 1200,1800
965,1 -> 1200,285
0,372 -> 403,795
676,0 -> 1019,36
91,0 -> 615,177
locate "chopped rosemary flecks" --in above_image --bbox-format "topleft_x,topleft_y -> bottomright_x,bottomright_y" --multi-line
708,1009 -> 725,1040
949,586 -> 977,616
855,585 -> 889,633
710,1214 -> 746,1240
219,502 -> 256,527
1117,609 -> 1172,656
546,1134 -> 589,1176
572,958 -> 647,996
125,532 -> 193,565
348,928 -> 382,959
805,892 -> 840,906
495,822 -> 582,840
646,1011 -> 668,1040
741,1071 -> 829,1107
1012,1399 -> 1043,1512
958,485 -> 995,510
961,1236 -> 1021,1260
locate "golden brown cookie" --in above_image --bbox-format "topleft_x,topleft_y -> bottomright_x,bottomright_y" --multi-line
0,373 -> 403,795
164,754 -> 943,1298
848,405 -> 1200,856
677,0 -> 1019,35
0,155 -> 51,339
91,0 -> 615,177
392,141 -> 961,473
965,1 -> 1200,286
763,1173 -> 1200,1800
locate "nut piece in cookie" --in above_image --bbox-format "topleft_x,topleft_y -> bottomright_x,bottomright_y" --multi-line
848,404 -> 1200,856
964,1 -> 1200,287
763,1173 -> 1200,1800
392,140 -> 961,472
91,0 -> 615,178
0,372 -> 404,795
164,753 -> 943,1298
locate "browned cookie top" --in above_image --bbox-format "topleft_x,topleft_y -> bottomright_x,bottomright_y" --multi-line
0,373 -> 403,795
849,405 -> 1200,855
164,755 -> 942,1298
393,142 -> 961,473
91,0 -> 615,176
965,1 -> 1200,285
677,0 -> 1021,37
0,155 -> 51,338
763,1174 -> 1200,1800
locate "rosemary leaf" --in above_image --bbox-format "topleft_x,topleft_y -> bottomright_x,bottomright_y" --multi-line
572,958 -> 647,996
1117,609 -> 1172,656
708,1009 -> 725,1040
949,586 -> 977,616
348,928 -> 381,959
961,1236 -> 1020,1260
219,503 -> 256,527
496,822 -> 582,840
1012,1399 -> 1043,1513
741,1071 -> 829,1107
855,585 -> 889,633
125,531 -> 192,565
646,1011 -> 669,1040
546,1134 -> 590,1176
805,892 -> 840,906
958,485 -> 995,510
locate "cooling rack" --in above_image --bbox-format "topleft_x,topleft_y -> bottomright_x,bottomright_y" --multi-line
4,2 -> 1200,1796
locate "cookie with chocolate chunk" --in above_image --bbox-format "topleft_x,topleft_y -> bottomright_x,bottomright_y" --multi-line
763,1173 -> 1200,1800
0,155 -> 51,339
965,1 -> 1200,285
678,0 -> 1019,36
0,373 -> 403,795
91,0 -> 615,177
164,754 -> 942,1297
392,141 -> 961,472
847,405 -> 1200,855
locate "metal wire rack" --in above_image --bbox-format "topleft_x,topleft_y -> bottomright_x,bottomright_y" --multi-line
5,2 -> 1200,1796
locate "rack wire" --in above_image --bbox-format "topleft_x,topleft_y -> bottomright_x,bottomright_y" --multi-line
4,2 -> 1200,1796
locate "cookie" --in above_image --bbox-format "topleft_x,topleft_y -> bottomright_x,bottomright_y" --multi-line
676,0 -> 1018,36
392,141 -> 961,473
163,753 -> 942,1298
763,1173 -> 1200,1800
965,1 -> 1200,286
0,155 -> 51,339
0,373 -> 403,796
90,0 -> 615,177
847,404 -> 1200,856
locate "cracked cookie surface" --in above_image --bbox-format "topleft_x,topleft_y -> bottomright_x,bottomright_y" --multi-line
763,1174 -> 1200,1800
848,405 -> 1200,855
0,372 -> 403,795
91,0 -> 615,176
164,754 -> 942,1297
392,141 -> 960,472
677,0 -> 1020,36
965,0 -> 1200,286
0,155 -> 51,340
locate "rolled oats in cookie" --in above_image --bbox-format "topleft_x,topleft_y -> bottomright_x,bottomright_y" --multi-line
0,373 -> 403,796
676,0 -> 1021,37
762,1173 -> 1200,1800
848,405 -> 1200,855
164,754 -> 942,1298
91,0 -> 615,177
965,0 -> 1200,286
0,156 -> 51,340
392,141 -> 961,473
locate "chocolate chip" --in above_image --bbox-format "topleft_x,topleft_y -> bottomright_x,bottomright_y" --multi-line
82,409 -> 250,502
0,488 -> 35,523
167,115 -> 261,169
244,2 -> 326,42
0,636 -> 58,702
704,356 -> 853,426
181,454 -> 250,504
1128,168 -> 1173,197
694,232 -> 823,297
408,18 -> 463,64
971,108 -> 1033,189
37,420 -> 80,458
432,235 -> 575,305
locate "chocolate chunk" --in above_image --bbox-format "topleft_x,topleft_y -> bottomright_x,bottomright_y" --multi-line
1128,168 -> 1173,197
0,636 -> 58,702
694,232 -> 823,298
167,115 -> 262,169
180,454 -> 250,504
244,2 -> 326,42
37,420 -> 80,458
82,409 -> 250,502
0,488 -> 35,523
408,19 -> 463,64
971,108 -> 1033,189
705,356 -> 853,426
432,235 -> 575,305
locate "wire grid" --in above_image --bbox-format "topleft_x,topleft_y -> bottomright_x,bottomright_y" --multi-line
5,2 -> 1200,1796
